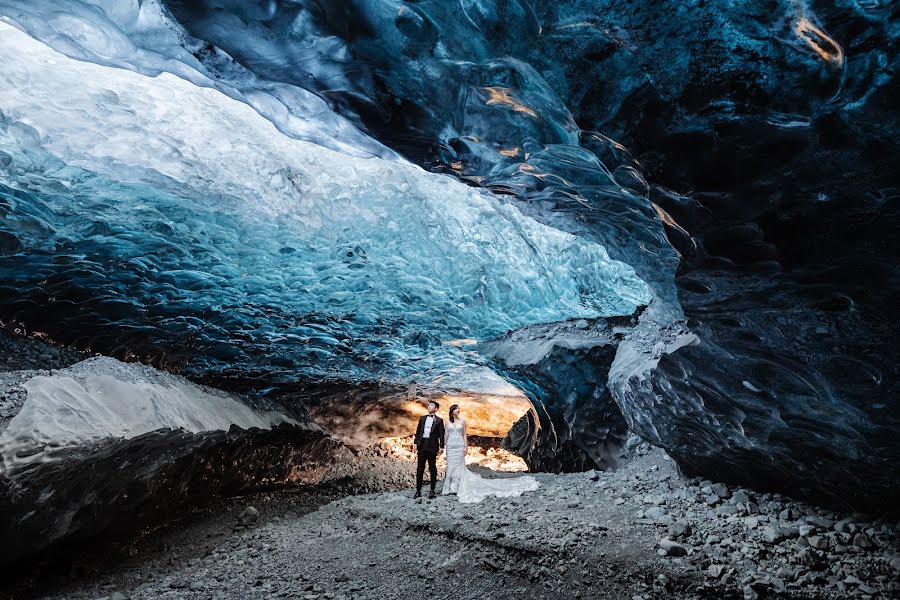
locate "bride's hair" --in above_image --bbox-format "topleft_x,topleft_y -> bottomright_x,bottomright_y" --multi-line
448,404 -> 460,423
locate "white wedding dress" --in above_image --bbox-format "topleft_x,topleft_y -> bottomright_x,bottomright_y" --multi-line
442,419 -> 539,503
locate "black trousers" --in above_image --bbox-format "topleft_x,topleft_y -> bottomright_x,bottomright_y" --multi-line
416,447 -> 438,492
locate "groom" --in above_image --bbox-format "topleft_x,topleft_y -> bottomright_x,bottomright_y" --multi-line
413,400 -> 445,499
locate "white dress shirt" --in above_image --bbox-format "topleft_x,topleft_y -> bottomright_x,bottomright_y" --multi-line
422,415 -> 435,438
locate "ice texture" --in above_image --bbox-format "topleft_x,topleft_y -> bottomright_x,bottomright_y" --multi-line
139,0 -> 684,314
0,1 -> 398,161
0,22 -> 650,390
0,0 -> 895,520
0,357 -> 297,467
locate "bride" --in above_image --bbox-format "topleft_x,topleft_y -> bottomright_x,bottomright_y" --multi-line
442,404 -> 539,503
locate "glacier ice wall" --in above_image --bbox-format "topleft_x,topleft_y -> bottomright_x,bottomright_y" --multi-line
0,22 -> 650,391
0,0 -> 399,161
0,357 -> 298,467
0,0 -> 896,523
518,0 -> 899,511
154,0 -> 685,305
0,0 -> 685,480
0,355 -> 346,565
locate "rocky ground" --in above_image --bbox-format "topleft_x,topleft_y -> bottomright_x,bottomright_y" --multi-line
2,329 -> 898,599
0,330 -> 90,427
1,443 -> 896,600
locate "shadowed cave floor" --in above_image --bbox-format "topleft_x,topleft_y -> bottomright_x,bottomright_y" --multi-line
4,446 -> 898,600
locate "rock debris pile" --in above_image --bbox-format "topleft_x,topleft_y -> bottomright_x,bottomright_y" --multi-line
25,444 -> 899,600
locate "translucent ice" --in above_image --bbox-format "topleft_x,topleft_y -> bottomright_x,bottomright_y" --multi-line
0,1 -> 397,160
0,357 -> 297,467
0,23 -> 651,390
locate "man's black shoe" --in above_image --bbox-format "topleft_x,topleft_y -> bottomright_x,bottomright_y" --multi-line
413,491 -> 422,499
428,491 -> 437,499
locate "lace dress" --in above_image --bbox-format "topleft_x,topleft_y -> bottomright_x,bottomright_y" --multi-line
442,419 -> 539,503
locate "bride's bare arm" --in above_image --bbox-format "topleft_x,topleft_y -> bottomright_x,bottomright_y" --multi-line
462,418 -> 468,453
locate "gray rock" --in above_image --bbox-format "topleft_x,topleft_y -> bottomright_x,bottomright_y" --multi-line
805,516 -> 834,529
110,593 -> 127,600
807,535 -> 829,550
643,494 -> 666,506
780,525 -> 801,538
644,506 -> 668,521
760,526 -> 783,544
859,584 -> 878,594
832,518 -> 848,533
707,564 -> 726,578
711,483 -> 731,499
658,538 -> 687,557
890,556 -> 900,572
774,566 -> 795,582
669,521 -> 691,539
624,435 -> 642,450
657,514 -> 675,526
238,506 -> 260,526
852,533 -> 873,549
796,549 -> 826,570
731,490 -> 751,505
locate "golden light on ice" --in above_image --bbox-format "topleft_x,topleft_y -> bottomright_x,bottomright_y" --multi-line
481,86 -> 539,118
308,385 -> 535,453
443,338 -> 478,347
497,147 -> 521,157
793,17 -> 844,65
402,390 -> 532,439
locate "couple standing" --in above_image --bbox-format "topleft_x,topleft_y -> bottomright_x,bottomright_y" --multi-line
413,400 -> 539,503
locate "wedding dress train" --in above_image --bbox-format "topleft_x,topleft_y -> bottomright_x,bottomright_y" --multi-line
442,420 -> 539,503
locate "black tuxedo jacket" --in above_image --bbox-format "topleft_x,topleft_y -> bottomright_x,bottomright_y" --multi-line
414,414 -> 445,452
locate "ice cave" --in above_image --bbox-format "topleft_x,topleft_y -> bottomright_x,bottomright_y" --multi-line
0,1 -> 897,598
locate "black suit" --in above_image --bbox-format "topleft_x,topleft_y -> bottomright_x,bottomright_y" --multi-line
414,414 -> 444,494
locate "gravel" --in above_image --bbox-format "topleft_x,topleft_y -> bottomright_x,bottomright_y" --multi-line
0,329 -> 90,428
0,442 -> 892,600
2,330 -> 898,599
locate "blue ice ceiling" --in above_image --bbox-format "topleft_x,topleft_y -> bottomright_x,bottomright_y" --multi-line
0,11 -> 657,391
